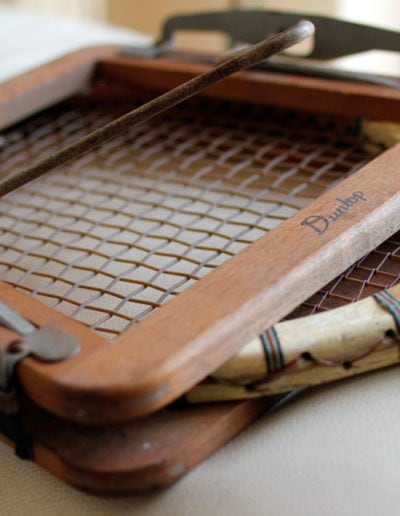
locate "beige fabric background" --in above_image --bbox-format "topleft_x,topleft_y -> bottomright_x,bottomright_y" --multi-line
1,6 -> 400,515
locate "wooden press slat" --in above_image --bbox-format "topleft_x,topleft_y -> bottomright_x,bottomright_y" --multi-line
97,56 -> 400,122
9,396 -> 276,494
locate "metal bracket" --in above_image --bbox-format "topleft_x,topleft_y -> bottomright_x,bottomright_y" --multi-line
159,10 -> 400,60
0,301 -> 80,458
121,10 -> 400,89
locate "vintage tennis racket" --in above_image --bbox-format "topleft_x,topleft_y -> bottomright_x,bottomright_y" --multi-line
188,230 -> 400,402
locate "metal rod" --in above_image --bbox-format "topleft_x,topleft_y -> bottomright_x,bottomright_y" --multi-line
0,20 -> 314,197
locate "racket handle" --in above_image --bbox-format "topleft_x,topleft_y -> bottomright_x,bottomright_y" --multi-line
187,284 -> 400,402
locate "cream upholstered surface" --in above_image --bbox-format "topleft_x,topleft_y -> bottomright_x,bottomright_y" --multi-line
2,6 -> 400,515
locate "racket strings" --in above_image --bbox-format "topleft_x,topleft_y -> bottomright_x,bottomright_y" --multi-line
289,233 -> 400,320
0,93 -> 374,338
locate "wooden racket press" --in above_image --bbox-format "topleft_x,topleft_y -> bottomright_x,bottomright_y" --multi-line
0,11 -> 400,494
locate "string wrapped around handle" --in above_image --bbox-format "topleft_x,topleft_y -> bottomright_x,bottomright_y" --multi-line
187,284 -> 400,402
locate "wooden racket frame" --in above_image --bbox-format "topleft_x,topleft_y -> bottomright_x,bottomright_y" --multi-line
1,46 -> 400,425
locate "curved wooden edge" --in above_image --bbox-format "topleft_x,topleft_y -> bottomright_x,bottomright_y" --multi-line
96,55 -> 400,122
0,282 -> 108,420
0,45 -> 119,131
4,396 -> 277,495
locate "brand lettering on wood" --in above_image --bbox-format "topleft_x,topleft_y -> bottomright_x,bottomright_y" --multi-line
301,192 -> 366,235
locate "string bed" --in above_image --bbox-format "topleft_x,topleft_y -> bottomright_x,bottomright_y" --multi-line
289,232 -> 400,319
0,92 -> 373,338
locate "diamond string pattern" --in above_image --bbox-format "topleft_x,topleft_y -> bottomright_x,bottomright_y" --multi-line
0,93 -> 374,338
289,231 -> 400,319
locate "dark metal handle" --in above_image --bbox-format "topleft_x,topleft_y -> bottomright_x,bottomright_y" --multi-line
161,10 -> 400,60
